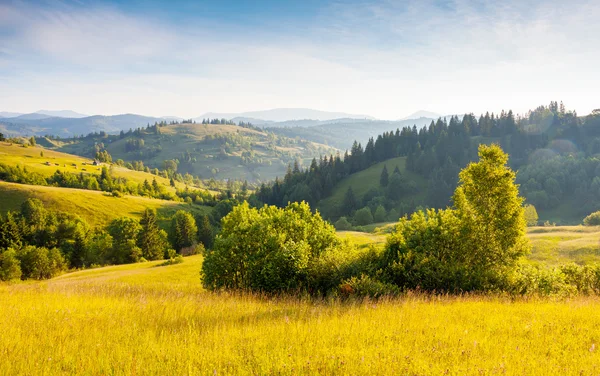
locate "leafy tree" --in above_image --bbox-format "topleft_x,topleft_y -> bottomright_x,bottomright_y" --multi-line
453,144 -> 530,271
107,217 -> 142,264
211,199 -> 239,224
387,208 -> 400,222
202,201 -> 340,293
374,205 -> 387,223
0,249 -> 22,281
584,211 -> 600,226
0,212 -> 22,249
382,144 -> 530,292
334,216 -> 352,231
138,209 -> 168,260
16,246 -> 66,280
354,207 -> 374,226
169,210 -> 198,252
524,204 -> 539,226
380,164 -> 389,187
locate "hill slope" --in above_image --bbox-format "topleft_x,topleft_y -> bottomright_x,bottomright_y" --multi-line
0,181 -> 209,227
318,156 -> 428,219
0,142 -> 193,193
56,123 -> 337,183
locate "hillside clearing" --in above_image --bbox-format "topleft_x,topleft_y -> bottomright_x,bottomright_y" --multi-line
0,181 -> 210,227
1,255 -> 600,375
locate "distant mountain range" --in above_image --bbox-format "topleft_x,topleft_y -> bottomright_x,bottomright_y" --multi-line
0,108 -> 446,149
400,110 -> 442,121
0,110 -> 89,119
198,108 -> 376,123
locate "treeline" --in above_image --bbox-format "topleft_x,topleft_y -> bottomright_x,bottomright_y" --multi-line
203,145 -> 600,297
254,103 -> 600,220
0,199 -> 221,281
0,163 -> 203,202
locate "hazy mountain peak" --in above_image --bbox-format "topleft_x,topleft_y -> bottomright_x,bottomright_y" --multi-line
0,111 -> 24,118
35,110 -> 89,118
198,108 -> 376,122
400,110 -> 442,120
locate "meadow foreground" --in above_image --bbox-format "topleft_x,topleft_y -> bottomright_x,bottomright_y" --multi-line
1,255 -> 599,375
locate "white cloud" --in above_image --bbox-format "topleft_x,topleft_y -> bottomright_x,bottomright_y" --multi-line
0,0 -> 599,119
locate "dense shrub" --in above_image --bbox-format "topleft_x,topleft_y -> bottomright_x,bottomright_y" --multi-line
380,145 -> 530,292
583,211 -> 600,226
334,217 -> 352,231
202,201 -> 341,293
354,207 -> 374,226
0,249 -> 22,281
340,275 -> 400,298
524,204 -> 539,226
16,246 -> 66,280
373,205 -> 387,223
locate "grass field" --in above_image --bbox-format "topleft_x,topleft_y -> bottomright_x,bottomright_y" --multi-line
0,181 -> 210,227
56,124 -> 336,183
318,156 -> 428,218
2,255 -> 600,375
340,223 -> 600,266
0,141 -> 190,192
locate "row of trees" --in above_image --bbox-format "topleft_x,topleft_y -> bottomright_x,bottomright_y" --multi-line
202,145 -> 533,295
0,199 -> 218,280
254,103 -> 599,222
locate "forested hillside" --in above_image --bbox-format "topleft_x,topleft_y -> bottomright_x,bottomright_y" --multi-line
52,120 -> 336,183
255,103 -> 600,225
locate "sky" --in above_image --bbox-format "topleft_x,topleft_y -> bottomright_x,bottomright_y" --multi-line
0,0 -> 598,119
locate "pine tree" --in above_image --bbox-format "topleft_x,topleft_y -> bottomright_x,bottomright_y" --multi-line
169,210 -> 198,252
342,187 -> 358,216
380,164 -> 389,187
197,215 -> 214,249
138,209 -> 168,260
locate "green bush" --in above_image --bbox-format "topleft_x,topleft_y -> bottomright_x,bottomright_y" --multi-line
16,245 -> 66,280
354,207 -> 374,226
307,243 -> 382,295
340,275 -> 400,298
380,145 -> 530,293
334,217 -> 352,231
201,201 -> 341,293
583,211 -> 600,226
0,249 -> 22,281
373,205 -> 387,223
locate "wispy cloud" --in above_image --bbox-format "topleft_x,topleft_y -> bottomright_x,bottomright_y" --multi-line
0,0 -> 598,118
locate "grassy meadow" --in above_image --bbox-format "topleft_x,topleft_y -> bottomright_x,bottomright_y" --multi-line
0,141 -> 190,192
340,223 -> 600,265
0,181 -> 210,227
2,255 -> 600,375
318,156 -> 427,217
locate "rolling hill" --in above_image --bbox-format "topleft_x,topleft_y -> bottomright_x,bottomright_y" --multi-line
318,156 -> 428,219
268,117 -> 436,149
56,122 -> 338,183
0,181 -> 210,228
0,142 -> 193,193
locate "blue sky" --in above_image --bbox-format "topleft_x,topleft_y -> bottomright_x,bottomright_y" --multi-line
0,0 -> 598,119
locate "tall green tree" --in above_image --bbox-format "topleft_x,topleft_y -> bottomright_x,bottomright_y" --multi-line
342,187 -> 358,216
196,215 -> 214,249
453,144 -> 529,270
169,210 -> 198,252
138,209 -> 168,260
380,164 -> 389,187
107,217 -> 142,264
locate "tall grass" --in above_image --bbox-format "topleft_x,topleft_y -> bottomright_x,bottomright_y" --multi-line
2,255 -> 600,375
